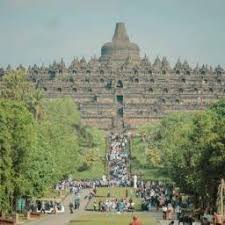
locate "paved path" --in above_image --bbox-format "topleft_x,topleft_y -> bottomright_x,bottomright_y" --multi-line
24,189 -> 90,225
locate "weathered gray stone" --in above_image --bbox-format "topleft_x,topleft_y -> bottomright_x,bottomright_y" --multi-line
100,22 -> 140,65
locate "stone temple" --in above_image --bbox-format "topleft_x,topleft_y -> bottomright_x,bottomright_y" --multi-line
2,22 -> 225,131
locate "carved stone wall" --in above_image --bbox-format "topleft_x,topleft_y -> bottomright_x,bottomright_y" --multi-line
27,62 -> 225,130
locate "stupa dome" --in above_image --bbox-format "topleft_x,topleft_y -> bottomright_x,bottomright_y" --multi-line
100,23 -> 140,64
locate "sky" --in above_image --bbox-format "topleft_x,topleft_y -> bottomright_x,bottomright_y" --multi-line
0,0 -> 225,68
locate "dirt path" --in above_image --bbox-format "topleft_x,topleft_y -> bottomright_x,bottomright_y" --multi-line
24,189 -> 90,225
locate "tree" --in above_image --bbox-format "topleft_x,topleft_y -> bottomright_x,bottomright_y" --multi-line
0,100 -> 36,214
1,69 -> 44,121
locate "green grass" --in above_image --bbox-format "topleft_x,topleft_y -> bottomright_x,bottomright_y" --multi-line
86,187 -> 142,211
74,160 -> 106,180
73,127 -> 107,180
131,167 -> 171,182
69,212 -> 157,225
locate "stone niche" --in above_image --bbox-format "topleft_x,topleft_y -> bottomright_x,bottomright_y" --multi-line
96,96 -> 114,104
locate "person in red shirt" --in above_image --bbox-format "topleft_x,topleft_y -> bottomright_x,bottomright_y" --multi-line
130,215 -> 142,225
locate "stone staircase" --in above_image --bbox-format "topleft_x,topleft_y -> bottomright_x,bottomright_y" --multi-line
107,132 -> 131,185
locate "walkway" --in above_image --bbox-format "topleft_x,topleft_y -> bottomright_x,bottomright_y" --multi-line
107,133 -> 130,186
24,189 -> 90,225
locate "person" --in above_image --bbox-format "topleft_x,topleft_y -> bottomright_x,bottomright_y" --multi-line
213,212 -> 223,225
93,187 -> 97,195
175,205 -> 182,220
126,188 -> 129,198
74,198 -> 80,209
162,205 -> 168,220
167,203 -> 174,220
203,208 -> 212,224
169,221 -> 175,225
40,201 -> 46,213
130,215 -> 142,225
129,198 -> 135,211
53,204 -> 57,214
69,202 -> 73,214
118,199 -> 125,213
201,217 -> 210,225
99,201 -> 103,211
93,201 -> 97,211
183,214 -> 194,225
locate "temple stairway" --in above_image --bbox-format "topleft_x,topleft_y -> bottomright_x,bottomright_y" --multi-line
107,132 -> 131,186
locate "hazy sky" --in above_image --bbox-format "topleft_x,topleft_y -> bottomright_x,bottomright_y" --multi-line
0,0 -> 225,67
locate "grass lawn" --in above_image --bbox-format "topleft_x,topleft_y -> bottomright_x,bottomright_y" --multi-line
131,167 -> 171,182
86,187 -> 142,211
74,161 -> 105,180
69,211 -> 157,225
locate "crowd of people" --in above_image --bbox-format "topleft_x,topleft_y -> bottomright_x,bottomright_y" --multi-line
135,181 -> 195,221
29,200 -> 65,214
135,181 -> 225,225
135,181 -> 181,213
35,178 -> 224,225
108,133 -> 130,186
93,198 -> 135,213
54,178 -> 99,213
55,179 -> 107,192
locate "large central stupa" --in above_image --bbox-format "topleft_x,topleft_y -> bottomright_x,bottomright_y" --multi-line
100,22 -> 140,64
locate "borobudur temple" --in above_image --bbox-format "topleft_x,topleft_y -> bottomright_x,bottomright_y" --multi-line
1,22 -> 225,131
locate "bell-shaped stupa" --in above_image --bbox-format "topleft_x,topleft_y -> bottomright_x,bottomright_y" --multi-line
100,23 -> 140,65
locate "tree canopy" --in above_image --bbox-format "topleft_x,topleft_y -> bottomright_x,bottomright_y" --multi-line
133,101 -> 225,208
0,70 -> 106,214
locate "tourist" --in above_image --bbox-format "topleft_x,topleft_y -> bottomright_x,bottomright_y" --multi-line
130,215 -> 142,225
126,188 -> 129,198
213,212 -> 223,225
108,133 -> 130,186
168,221 -> 175,225
182,214 -> 194,225
69,202 -> 73,214
203,208 -> 213,224
175,204 -> 182,220
202,217 -> 210,225
93,201 -> 97,211
162,205 -> 168,220
167,203 -> 174,220
98,201 -> 103,212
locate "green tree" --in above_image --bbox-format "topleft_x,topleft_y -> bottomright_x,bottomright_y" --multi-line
133,100 -> 225,208
0,100 -> 36,214
1,69 -> 44,121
